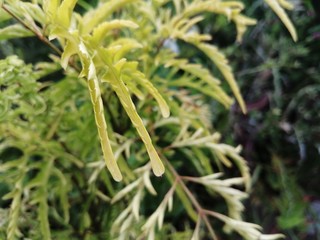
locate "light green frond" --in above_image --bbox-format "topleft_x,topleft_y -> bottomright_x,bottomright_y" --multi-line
231,14 -> 257,42
198,43 -> 246,113
0,8 -> 12,22
113,58 -> 127,72
131,72 -> 170,118
26,159 -> 53,240
42,0 -> 60,21
106,58 -> 170,118
122,75 -> 146,100
112,39 -> 143,61
60,39 -> 78,69
102,68 -> 165,177
264,0 -> 297,41
169,78 -> 233,108
165,59 -> 220,84
6,187 -> 22,240
38,196 -> 51,240
172,15 -> 204,33
182,1 -> 243,20
74,40 -> 123,181
52,167 -> 70,223
98,45 -> 122,65
165,59 -> 233,107
278,0 -> 294,10
103,50 -> 170,117
91,20 -> 139,45
170,0 -> 256,42
56,0 -> 77,29
0,0 -> 298,239
165,14 -> 211,42
87,67 -> 123,182
0,24 -> 33,40
19,2 -> 46,24
82,0 -> 138,34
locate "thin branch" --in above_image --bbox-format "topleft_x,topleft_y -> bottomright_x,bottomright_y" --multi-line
1,3 -> 81,72
161,153 -> 218,240
1,4 -> 62,55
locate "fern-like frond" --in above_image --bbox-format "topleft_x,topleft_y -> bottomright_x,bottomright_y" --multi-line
4,179 -> 23,240
101,63 -> 165,176
0,0 -> 297,239
155,0 -> 256,112
197,43 -> 247,113
0,23 -> 33,40
82,0 -> 138,34
125,67 -> 170,118
80,44 -> 123,181
165,59 -> 233,108
91,20 -> 139,46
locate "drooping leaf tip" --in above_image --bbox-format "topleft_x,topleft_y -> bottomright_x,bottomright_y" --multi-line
151,160 -> 165,177
111,170 -> 123,182
161,107 -> 170,118
153,167 -> 165,177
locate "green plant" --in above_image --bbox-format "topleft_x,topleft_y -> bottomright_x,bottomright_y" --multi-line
0,0 -> 297,239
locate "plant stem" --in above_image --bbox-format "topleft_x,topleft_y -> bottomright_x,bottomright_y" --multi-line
1,3 -> 81,72
1,3 -> 62,55
162,154 -> 218,240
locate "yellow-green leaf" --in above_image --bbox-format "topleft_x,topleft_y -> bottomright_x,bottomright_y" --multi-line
197,43 -> 247,113
60,40 -> 78,69
102,69 -> 165,177
0,24 -> 33,40
0,7 -> 12,22
82,0 -> 138,34
91,20 -> 139,45
87,73 -> 123,182
78,42 -> 123,181
43,0 -> 60,21
132,72 -> 170,118
232,14 -> 257,42
56,0 -> 77,29
264,0 -> 297,41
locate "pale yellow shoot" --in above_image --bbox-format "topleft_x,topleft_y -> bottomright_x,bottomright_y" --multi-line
113,58 -> 170,118
264,0 -> 297,42
279,0 -> 294,10
56,0 -> 77,29
92,20 -> 139,45
87,68 -> 123,182
111,39 -> 142,59
232,14 -> 257,42
78,43 -> 123,181
133,73 -> 170,118
43,0 -> 60,21
102,70 -> 165,177
198,43 -> 247,113
82,0 -> 138,34
61,40 -> 78,69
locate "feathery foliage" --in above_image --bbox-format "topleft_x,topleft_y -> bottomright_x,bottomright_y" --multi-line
0,0 -> 297,239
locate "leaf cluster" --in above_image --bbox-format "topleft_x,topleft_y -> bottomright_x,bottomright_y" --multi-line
0,0 -> 298,239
